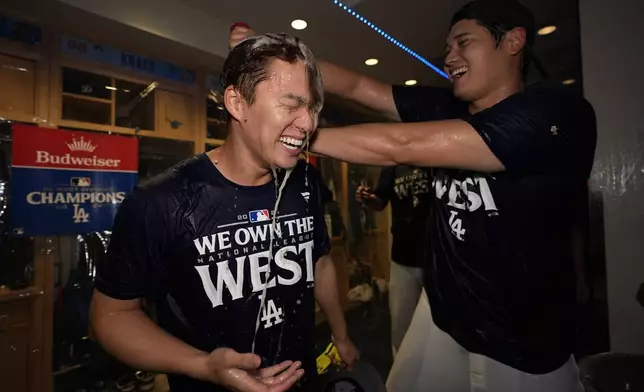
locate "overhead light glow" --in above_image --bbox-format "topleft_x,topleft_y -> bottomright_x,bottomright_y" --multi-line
562,79 -> 576,85
405,79 -> 417,86
332,0 -> 448,79
365,58 -> 379,66
291,19 -> 308,30
538,25 -> 557,36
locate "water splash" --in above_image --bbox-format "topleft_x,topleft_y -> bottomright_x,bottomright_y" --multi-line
252,167 -> 293,353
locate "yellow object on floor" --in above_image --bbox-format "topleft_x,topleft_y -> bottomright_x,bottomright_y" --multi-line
316,342 -> 343,375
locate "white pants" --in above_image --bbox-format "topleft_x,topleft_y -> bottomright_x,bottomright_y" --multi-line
389,261 -> 424,357
386,290 -> 584,392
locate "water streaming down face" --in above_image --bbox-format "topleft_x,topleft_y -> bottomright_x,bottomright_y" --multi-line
227,32 -> 320,354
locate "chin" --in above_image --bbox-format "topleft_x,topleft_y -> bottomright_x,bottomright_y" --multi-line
273,155 -> 299,170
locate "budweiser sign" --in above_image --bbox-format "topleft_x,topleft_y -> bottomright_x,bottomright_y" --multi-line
12,127 -> 138,172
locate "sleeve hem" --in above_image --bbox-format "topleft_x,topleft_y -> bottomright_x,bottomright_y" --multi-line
94,282 -> 144,301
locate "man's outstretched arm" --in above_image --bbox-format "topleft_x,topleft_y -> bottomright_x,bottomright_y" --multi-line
312,93 -> 592,175
312,120 -> 504,172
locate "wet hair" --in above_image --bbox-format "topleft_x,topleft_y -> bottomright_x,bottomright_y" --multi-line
221,33 -> 323,121
450,0 -> 547,80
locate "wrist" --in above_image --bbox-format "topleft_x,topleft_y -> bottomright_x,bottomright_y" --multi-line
332,331 -> 350,344
181,351 -> 211,381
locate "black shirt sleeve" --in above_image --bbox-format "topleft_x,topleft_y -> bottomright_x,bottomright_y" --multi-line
464,92 -> 597,177
372,167 -> 394,205
392,85 -> 467,122
308,165 -> 331,262
95,191 -> 170,300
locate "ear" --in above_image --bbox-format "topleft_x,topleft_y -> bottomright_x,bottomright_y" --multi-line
503,27 -> 527,56
224,85 -> 247,122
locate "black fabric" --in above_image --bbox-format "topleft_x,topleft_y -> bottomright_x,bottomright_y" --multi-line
393,85 -> 597,374
96,155 -> 330,391
373,166 -> 431,267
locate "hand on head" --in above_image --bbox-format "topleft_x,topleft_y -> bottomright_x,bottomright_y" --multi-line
195,347 -> 304,392
229,23 -> 256,50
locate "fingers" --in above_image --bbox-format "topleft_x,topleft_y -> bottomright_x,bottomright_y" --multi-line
260,361 -> 302,385
230,22 -> 251,33
258,360 -> 297,378
266,368 -> 304,392
228,351 -> 261,371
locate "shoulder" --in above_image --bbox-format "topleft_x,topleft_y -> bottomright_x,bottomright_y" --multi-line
502,90 -> 595,122
392,84 -> 467,122
128,154 -> 213,211
291,159 -> 333,204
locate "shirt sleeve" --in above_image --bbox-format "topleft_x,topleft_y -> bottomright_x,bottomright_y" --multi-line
308,165 -> 331,262
94,191 -> 170,300
372,167 -> 394,205
464,92 -> 597,177
392,85 -> 467,123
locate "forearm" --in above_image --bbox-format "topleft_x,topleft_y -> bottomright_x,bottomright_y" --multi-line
90,304 -> 207,378
312,123 -> 408,167
314,256 -> 349,341
312,120 -> 504,172
319,61 -> 399,121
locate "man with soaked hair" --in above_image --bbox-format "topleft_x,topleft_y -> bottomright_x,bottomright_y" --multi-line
90,31 -> 358,392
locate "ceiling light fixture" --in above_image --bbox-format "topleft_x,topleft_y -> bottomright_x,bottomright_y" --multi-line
405,79 -> 417,86
365,58 -> 379,66
332,0 -> 448,79
291,19 -> 308,30
562,79 -> 576,85
538,25 -> 557,36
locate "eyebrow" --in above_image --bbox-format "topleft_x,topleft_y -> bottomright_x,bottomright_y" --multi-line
445,32 -> 472,51
281,93 -> 308,107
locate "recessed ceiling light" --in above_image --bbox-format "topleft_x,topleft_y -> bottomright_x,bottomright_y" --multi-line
562,79 -> 576,85
291,19 -> 308,30
405,79 -> 417,86
538,25 -> 557,36
365,58 -> 379,66
332,1 -> 448,79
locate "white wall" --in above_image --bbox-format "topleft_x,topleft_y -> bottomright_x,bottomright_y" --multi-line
580,0 -> 644,353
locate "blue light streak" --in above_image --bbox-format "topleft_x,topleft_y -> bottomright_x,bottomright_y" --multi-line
332,0 -> 449,79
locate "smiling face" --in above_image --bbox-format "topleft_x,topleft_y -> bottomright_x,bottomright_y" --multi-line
229,59 -> 318,170
444,19 -> 526,103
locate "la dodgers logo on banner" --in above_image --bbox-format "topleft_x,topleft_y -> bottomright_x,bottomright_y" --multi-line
10,125 -> 139,236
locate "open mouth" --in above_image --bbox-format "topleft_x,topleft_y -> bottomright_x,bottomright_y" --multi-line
279,136 -> 304,151
450,66 -> 468,80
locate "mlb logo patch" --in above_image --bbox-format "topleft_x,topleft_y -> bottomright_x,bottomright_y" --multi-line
71,177 -> 91,187
249,209 -> 270,223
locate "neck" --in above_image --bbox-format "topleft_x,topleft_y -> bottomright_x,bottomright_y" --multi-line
208,128 -> 272,186
468,75 -> 523,114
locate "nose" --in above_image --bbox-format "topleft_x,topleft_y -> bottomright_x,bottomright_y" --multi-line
293,111 -> 315,134
444,49 -> 459,70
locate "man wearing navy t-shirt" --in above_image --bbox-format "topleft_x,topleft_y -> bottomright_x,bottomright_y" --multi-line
311,1 -> 595,391
355,166 -> 430,357
90,32 -> 358,392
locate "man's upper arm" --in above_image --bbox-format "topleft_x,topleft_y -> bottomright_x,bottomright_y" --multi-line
464,92 -> 597,176
95,191 -> 169,300
351,75 -> 399,121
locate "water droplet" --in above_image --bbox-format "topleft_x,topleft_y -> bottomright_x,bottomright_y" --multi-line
296,299 -> 301,305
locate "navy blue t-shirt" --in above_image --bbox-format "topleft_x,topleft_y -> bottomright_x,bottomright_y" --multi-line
373,165 -> 431,267
95,154 -> 330,391
392,85 -> 597,374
